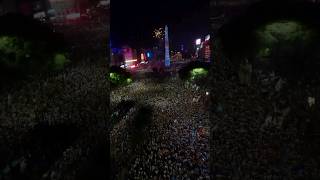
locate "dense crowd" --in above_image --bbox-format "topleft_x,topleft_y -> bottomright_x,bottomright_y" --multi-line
0,5 -> 110,178
110,75 -> 210,179
0,61 -> 109,179
210,48 -> 320,179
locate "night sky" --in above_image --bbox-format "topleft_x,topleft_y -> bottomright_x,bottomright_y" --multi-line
111,0 -> 209,51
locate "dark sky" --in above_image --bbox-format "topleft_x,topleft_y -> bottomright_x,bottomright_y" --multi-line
111,0 -> 209,51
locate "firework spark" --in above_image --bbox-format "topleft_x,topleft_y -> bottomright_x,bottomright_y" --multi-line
153,28 -> 164,40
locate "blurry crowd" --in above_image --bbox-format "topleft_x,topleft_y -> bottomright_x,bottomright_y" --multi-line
0,62 -> 109,179
0,1 -> 110,178
210,47 -> 320,179
53,2 -> 109,64
110,76 -> 210,179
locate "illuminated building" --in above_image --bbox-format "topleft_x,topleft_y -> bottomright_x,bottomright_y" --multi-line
122,46 -> 137,68
137,48 -> 154,64
172,52 -> 183,61
203,35 -> 211,61
195,38 -> 202,57
111,46 -> 138,69
194,35 -> 211,62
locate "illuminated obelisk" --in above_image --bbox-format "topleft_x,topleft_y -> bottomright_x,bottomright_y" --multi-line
164,25 -> 170,67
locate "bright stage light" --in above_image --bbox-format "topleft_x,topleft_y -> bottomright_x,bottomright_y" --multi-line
196,39 -> 201,45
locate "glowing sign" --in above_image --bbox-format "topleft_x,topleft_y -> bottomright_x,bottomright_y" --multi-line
196,39 -> 201,45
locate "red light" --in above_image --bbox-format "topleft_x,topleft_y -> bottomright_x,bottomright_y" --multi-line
130,65 -> 136,68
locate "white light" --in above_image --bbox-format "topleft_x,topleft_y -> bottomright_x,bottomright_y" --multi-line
206,92 -> 209,96
125,59 -> 137,63
196,39 -> 201,45
205,35 -> 210,41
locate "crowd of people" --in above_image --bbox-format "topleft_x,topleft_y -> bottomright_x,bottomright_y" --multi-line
0,61 -> 109,179
0,2 -> 110,179
110,74 -> 210,179
210,52 -> 320,179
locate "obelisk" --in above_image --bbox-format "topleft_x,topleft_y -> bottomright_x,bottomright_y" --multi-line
164,25 -> 170,67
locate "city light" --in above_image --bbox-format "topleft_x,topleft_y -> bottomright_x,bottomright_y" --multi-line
196,38 -> 201,45
147,52 -> 151,58
126,78 -> 133,84
205,35 -> 210,41
125,59 -> 137,63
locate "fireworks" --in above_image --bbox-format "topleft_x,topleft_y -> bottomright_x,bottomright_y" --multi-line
153,28 -> 164,40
